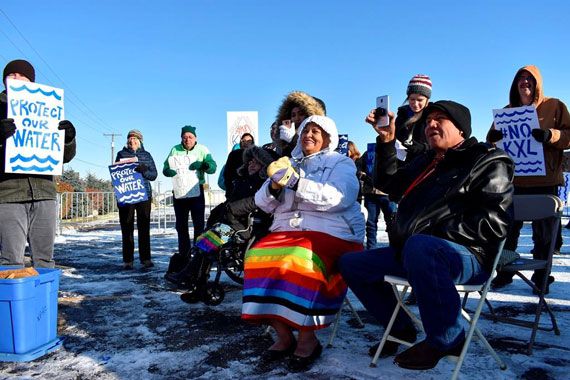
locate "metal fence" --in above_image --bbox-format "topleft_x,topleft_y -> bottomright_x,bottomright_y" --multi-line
57,189 -> 226,234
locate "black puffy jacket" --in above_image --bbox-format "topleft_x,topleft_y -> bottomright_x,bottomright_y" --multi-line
375,136 -> 514,271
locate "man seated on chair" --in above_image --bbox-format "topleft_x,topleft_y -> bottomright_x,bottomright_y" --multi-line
339,100 -> 514,370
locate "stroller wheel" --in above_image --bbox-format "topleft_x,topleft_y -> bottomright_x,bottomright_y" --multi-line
203,283 -> 225,306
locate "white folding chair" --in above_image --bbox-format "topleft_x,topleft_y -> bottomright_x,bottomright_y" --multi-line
327,295 -> 364,347
371,242 -> 507,380
485,194 -> 562,355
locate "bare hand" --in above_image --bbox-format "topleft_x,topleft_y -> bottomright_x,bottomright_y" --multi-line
366,109 -> 396,142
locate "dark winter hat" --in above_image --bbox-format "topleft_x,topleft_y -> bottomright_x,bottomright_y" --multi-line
127,129 -> 143,142
3,59 -> 35,83
423,100 -> 472,138
181,125 -> 196,137
238,146 -> 279,178
407,74 -> 432,98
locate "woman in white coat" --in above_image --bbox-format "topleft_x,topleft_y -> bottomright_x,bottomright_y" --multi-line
241,115 -> 364,371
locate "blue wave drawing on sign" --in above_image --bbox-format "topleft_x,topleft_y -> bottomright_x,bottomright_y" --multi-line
112,162 -> 136,169
494,109 -> 534,118
11,165 -> 54,172
118,192 -> 146,203
9,154 -> 60,165
495,117 -> 532,125
515,167 -> 543,174
9,84 -> 62,100
517,160 -> 543,166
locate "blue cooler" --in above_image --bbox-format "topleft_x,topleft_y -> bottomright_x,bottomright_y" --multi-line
0,267 -> 63,361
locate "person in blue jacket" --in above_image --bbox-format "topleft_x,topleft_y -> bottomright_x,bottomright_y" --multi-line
115,129 -> 157,269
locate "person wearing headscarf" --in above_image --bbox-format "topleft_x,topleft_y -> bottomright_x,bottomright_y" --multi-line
242,115 -> 364,371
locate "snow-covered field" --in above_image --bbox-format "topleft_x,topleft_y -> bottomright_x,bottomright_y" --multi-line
1,222 -> 569,380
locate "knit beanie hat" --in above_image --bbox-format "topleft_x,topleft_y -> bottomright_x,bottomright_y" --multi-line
181,125 -> 196,137
127,129 -> 143,142
407,74 -> 432,99
422,100 -> 472,138
3,59 -> 36,83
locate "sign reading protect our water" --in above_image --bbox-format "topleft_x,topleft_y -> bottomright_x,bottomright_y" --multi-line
492,106 -> 545,176
5,79 -> 65,175
109,162 -> 148,206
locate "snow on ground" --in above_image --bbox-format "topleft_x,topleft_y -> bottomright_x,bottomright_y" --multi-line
1,222 -> 570,380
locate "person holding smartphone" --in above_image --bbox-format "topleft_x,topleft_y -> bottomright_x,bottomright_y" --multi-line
395,74 -> 432,163
272,91 -> 326,157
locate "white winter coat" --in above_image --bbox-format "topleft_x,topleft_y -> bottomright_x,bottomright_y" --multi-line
255,116 -> 365,244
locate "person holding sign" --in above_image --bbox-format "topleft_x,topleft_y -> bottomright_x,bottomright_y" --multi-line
340,101 -> 513,370
488,65 -> 570,293
0,59 -> 76,268
115,130 -> 157,269
163,125 -> 217,257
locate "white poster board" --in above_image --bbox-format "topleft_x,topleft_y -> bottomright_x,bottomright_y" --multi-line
226,111 -> 258,153
492,106 -> 545,176
168,155 -> 200,199
5,79 -> 65,175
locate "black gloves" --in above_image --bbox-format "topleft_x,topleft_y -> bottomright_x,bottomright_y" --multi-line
487,129 -> 503,143
0,118 -> 16,140
189,161 -> 209,171
135,163 -> 148,173
531,128 -> 551,143
58,120 -> 76,143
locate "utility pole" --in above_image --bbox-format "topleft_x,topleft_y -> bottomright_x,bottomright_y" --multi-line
103,133 -> 122,164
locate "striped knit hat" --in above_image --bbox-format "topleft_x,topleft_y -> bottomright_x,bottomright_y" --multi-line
406,74 -> 432,98
127,129 -> 143,142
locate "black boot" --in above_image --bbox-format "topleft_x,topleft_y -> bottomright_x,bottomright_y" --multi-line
165,249 -> 204,288
180,260 -> 211,304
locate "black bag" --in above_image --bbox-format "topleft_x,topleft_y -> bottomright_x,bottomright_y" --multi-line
166,252 -> 189,274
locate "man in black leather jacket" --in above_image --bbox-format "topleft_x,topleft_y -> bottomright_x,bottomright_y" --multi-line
339,100 -> 514,371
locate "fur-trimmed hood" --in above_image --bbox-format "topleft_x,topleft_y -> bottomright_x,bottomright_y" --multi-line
275,91 -> 326,127
237,146 -> 279,178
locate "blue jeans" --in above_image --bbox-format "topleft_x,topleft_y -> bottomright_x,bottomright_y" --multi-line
339,234 -> 489,350
363,194 -> 397,249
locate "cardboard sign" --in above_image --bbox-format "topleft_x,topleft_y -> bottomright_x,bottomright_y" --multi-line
336,134 -> 348,155
226,111 -> 258,153
109,162 -> 148,206
5,79 -> 65,175
168,155 -> 200,199
492,106 -> 545,176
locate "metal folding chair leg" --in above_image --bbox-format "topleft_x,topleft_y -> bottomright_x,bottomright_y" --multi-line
327,296 -> 365,347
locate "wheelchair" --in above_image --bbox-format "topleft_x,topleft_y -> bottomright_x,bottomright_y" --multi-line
166,213 -> 262,306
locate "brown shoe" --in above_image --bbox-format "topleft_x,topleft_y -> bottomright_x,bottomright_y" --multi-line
123,262 -> 134,270
142,260 -> 154,268
394,338 -> 464,370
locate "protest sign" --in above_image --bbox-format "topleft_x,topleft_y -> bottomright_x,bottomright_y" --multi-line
559,172 -> 570,205
226,111 -> 258,153
492,106 -> 545,176
168,155 -> 200,199
336,134 -> 348,155
109,162 -> 148,206
5,79 -> 65,175
366,143 -> 375,175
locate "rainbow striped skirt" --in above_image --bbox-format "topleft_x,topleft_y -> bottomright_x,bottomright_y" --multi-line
241,230 -> 362,331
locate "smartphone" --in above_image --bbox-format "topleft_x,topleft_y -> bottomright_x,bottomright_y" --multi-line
375,95 -> 390,127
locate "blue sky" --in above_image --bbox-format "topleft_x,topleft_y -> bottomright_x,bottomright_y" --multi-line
1,1 -> 568,191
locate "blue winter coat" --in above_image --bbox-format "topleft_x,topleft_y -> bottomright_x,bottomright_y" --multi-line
115,145 -> 158,198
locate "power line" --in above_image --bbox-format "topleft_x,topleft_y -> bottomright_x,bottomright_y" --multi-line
0,9 -> 116,133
